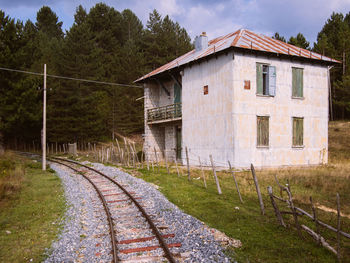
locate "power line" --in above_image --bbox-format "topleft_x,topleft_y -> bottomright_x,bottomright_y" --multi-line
0,66 -> 143,88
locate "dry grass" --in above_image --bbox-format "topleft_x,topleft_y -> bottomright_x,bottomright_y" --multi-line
0,152 -> 25,201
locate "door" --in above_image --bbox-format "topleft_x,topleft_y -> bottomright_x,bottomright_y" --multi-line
174,83 -> 181,118
176,126 -> 182,160
174,83 -> 181,104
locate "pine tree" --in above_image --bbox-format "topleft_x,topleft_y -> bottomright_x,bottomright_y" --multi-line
272,32 -> 286,42
288,33 -> 310,50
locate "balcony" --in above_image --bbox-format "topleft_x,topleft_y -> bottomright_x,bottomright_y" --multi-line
147,103 -> 182,124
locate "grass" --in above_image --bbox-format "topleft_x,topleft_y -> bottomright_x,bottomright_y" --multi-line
0,152 -> 65,263
124,121 -> 350,263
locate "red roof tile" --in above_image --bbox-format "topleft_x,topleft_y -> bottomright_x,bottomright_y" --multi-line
135,29 -> 340,82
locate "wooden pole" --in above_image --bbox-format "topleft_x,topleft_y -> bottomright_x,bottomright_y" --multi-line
285,186 -> 302,237
337,193 -> 341,262
185,147 -> 190,181
198,156 -> 207,188
310,196 -> 320,244
175,158 -> 180,177
228,160 -> 243,203
42,64 -> 47,170
301,224 -> 337,255
250,164 -> 265,215
140,142 -> 144,168
209,155 -> 222,195
146,147 -> 150,171
164,150 -> 169,175
154,147 -> 159,173
267,186 -> 286,227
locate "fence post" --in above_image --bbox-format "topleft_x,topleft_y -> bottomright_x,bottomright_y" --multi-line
185,147 -> 190,181
268,186 -> 286,227
337,193 -> 341,262
209,155 -> 222,195
285,186 -> 302,237
175,158 -> 180,177
164,150 -> 169,175
228,160 -> 243,203
250,163 -> 265,215
198,156 -> 207,188
154,147 -> 159,173
310,196 -> 321,244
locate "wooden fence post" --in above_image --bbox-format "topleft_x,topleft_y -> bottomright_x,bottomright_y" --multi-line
198,156 -> 207,188
268,186 -> 286,227
310,196 -> 321,244
154,147 -> 159,173
337,193 -> 341,262
209,155 -> 222,195
228,160 -> 243,203
250,163 -> 265,215
164,150 -> 169,175
185,147 -> 190,181
175,158 -> 180,177
285,186 -> 302,237
146,152 -> 150,171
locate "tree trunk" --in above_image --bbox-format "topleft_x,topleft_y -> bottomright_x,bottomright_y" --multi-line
0,131 -> 4,155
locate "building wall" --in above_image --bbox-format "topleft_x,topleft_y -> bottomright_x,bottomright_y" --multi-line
144,52 -> 329,169
182,54 -> 234,166
144,79 -> 177,162
232,52 -> 329,168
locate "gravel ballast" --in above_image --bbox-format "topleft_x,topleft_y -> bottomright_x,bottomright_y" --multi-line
46,162 -> 232,262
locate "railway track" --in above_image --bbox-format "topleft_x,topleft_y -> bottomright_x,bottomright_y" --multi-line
49,157 -> 180,263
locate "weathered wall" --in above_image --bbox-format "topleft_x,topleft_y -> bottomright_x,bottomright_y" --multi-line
232,52 -> 329,168
144,79 -> 177,162
144,51 -> 329,168
182,54 -> 234,166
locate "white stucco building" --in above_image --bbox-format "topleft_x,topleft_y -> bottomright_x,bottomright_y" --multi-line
135,29 -> 339,168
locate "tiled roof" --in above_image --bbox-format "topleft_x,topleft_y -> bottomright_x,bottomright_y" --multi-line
135,29 -> 340,82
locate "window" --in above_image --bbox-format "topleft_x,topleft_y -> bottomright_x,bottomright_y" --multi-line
256,63 -> 276,96
292,67 -> 303,98
257,116 -> 269,147
292,117 -> 304,147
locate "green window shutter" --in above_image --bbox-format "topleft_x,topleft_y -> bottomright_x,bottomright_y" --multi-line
174,83 -> 181,104
292,68 -> 297,97
292,68 -> 303,97
257,116 -> 269,146
293,117 -> 303,146
268,66 -> 276,96
299,69 -> 303,97
256,63 -> 263,94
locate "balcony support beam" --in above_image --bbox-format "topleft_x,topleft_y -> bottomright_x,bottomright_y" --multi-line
168,72 -> 182,88
154,78 -> 170,97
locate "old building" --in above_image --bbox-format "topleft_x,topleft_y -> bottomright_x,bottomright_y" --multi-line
135,29 -> 339,168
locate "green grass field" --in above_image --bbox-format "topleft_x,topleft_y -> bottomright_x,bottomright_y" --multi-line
0,153 -> 65,263
126,121 -> 350,262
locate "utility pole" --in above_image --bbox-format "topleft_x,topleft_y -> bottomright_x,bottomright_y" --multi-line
42,64 -> 47,170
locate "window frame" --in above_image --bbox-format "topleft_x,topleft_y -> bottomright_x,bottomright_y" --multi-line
257,115 -> 270,148
292,117 -> 304,148
292,67 -> 304,99
256,63 -> 276,97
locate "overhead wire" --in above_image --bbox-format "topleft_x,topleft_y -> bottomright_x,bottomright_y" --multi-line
0,66 -> 143,88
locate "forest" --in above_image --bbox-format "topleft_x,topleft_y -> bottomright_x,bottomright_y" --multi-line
0,4 -> 349,147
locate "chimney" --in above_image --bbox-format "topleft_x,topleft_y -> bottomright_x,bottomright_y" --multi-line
195,32 -> 208,52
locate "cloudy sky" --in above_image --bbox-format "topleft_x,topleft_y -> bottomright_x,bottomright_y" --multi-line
1,0 -> 350,45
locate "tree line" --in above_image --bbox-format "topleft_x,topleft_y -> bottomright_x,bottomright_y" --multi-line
0,4 -> 192,147
273,12 -> 350,120
0,5 -> 349,148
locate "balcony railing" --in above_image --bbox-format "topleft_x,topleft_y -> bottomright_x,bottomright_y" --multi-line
147,103 -> 182,123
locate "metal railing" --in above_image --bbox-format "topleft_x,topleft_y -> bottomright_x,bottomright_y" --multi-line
147,103 -> 182,123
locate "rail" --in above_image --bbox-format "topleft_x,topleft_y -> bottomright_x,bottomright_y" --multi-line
147,103 -> 181,123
